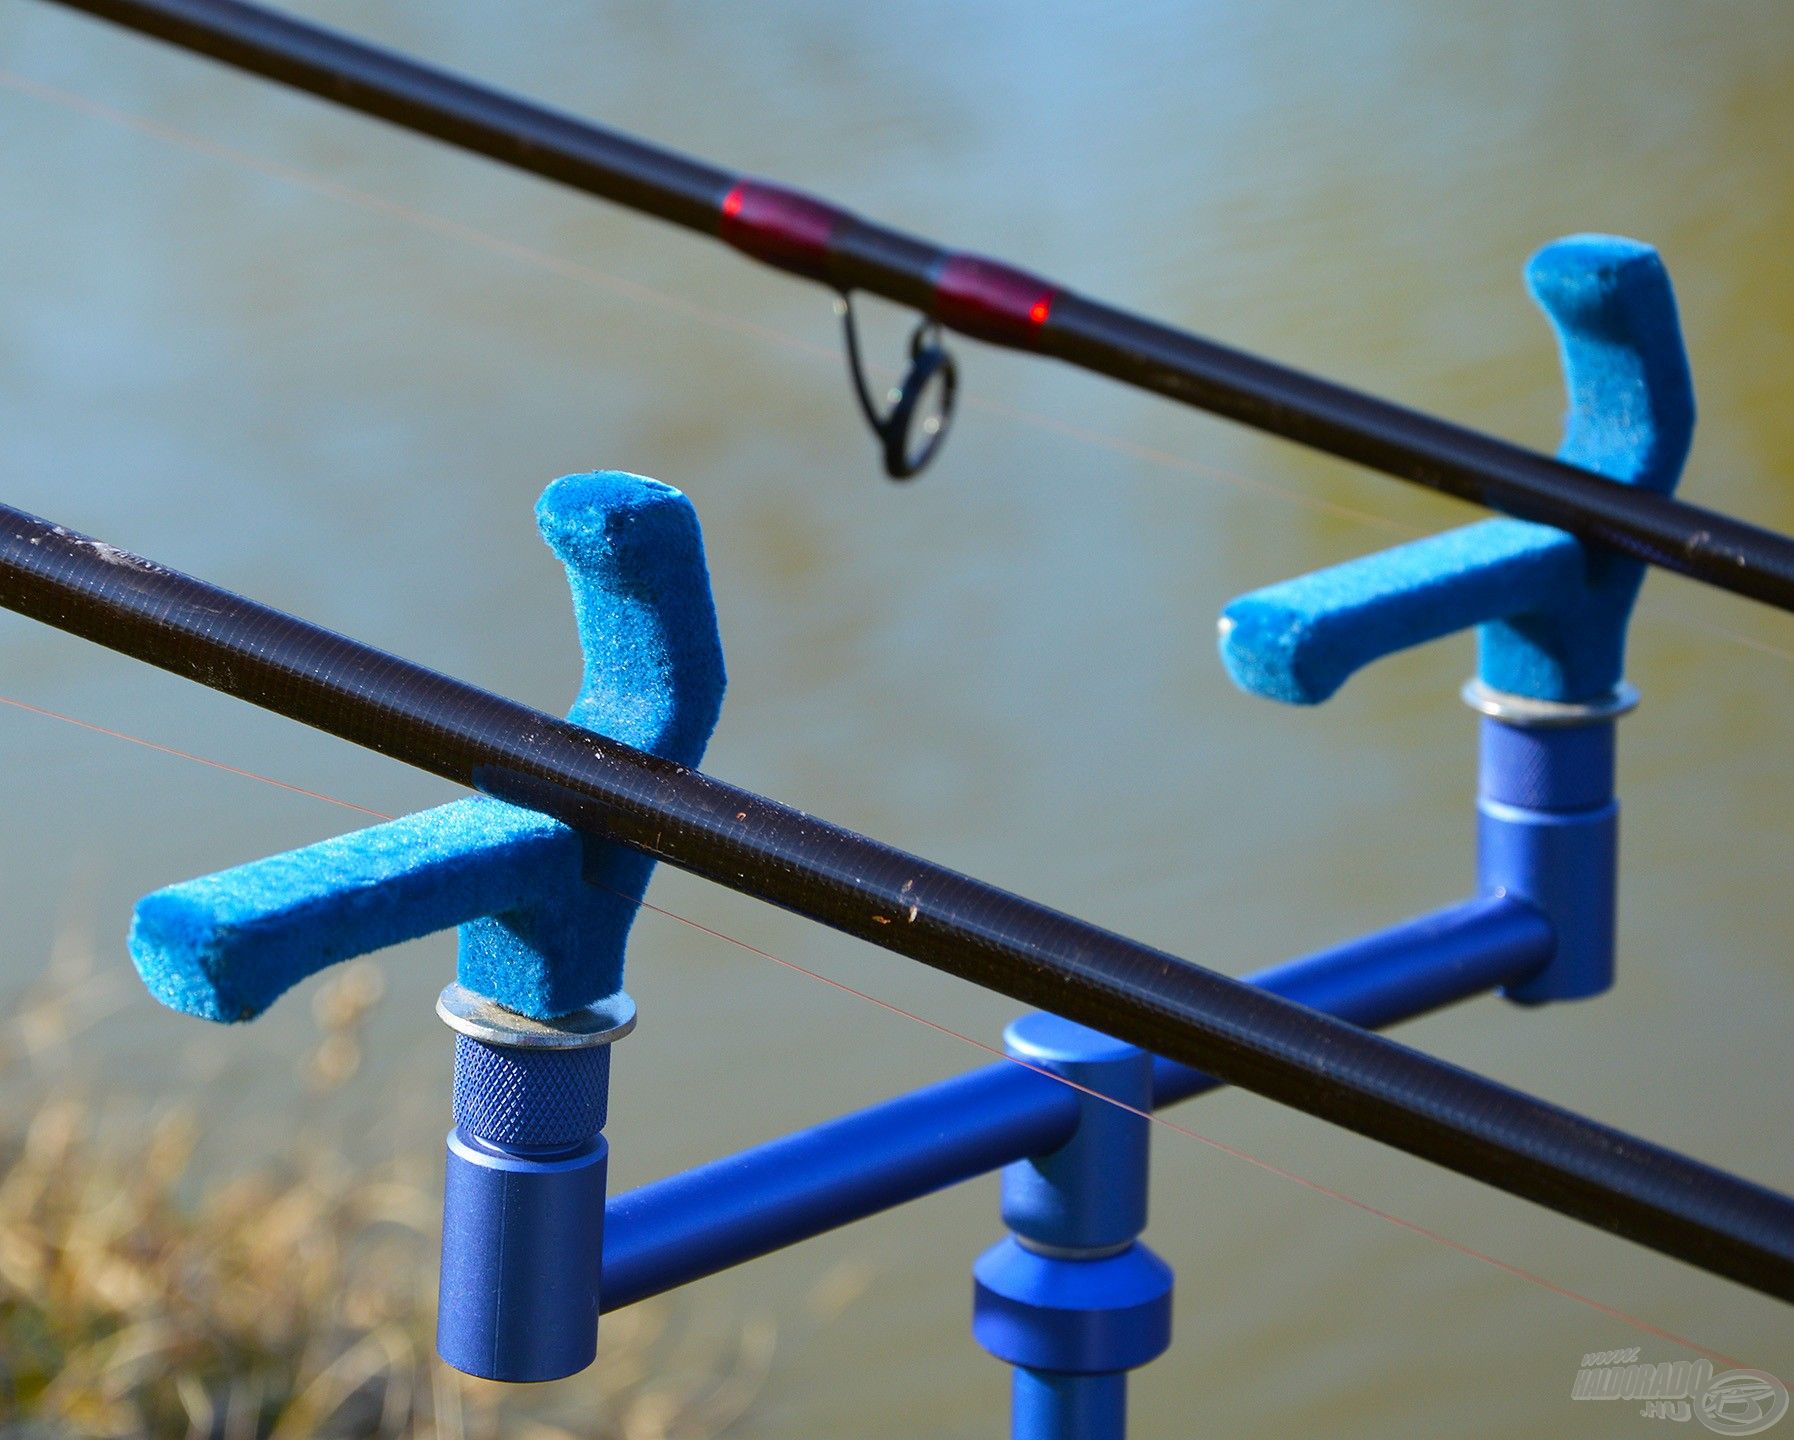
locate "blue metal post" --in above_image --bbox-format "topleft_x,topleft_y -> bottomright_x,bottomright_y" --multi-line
974,1015 -> 1174,1440
1468,688 -> 1627,1003
436,985 -> 634,1380
1011,1371 -> 1129,1439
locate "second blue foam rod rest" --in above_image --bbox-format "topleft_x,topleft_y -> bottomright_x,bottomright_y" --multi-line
126,471 -> 728,1381
1219,234 -> 1694,1003
1218,235 -> 1693,710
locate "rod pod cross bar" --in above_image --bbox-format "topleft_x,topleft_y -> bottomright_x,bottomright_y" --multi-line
1,500 -> 1791,1299
34,0 -> 1794,616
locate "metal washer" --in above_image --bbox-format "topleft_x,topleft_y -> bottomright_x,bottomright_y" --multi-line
436,982 -> 636,1050
1461,678 -> 1639,729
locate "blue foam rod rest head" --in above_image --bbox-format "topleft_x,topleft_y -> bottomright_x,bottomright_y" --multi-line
1218,235 -> 1695,706
129,471 -> 726,1021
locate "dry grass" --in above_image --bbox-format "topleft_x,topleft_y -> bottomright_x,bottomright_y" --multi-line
0,933 -> 838,1440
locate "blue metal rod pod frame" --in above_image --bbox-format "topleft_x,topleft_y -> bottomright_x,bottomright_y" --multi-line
601,895 -> 1551,1312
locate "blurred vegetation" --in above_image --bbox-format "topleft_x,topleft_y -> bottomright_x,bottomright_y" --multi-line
0,934 -> 840,1439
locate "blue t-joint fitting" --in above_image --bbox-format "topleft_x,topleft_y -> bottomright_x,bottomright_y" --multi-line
974,1015 -> 1173,1440
999,1014 -> 1151,1251
1216,234 -> 1695,709
123,471 -> 728,1384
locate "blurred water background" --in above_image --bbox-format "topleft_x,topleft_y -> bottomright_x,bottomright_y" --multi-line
2,2 -> 1793,1434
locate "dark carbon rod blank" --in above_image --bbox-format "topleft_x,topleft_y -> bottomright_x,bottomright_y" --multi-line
1,501 -> 1790,1301
33,0 -> 1794,616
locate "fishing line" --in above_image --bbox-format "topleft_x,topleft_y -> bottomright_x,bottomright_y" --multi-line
1666,612 -> 1794,670
0,689 -> 1761,1373
0,67 -> 822,362
12,62 -> 1794,675
0,692 -> 390,816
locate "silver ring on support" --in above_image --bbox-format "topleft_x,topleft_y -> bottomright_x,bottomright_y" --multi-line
1016,1236 -> 1135,1261
436,982 -> 636,1050
1461,679 -> 1639,728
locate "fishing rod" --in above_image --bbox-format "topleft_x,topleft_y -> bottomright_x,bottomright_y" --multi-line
33,0 -> 1794,617
2,500 -> 1791,1300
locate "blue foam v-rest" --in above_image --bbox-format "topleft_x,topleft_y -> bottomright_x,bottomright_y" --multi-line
129,470 -> 727,1022
1218,234 -> 1696,705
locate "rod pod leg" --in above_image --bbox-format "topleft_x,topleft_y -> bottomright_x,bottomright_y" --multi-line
974,1015 -> 1173,1440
